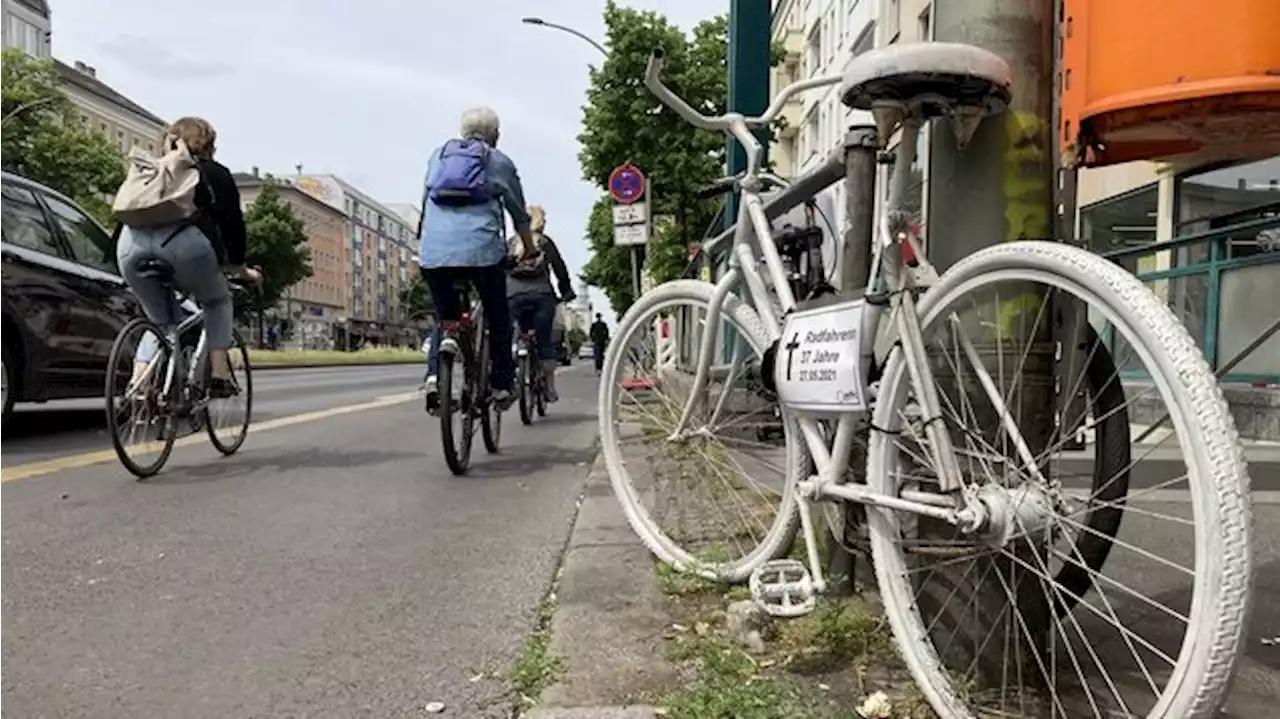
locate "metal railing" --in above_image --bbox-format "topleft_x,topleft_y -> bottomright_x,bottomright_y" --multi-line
1100,214 -> 1280,384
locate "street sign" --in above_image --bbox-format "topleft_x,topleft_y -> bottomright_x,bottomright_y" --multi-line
614,223 -> 649,246
608,164 -> 646,205
612,202 -> 647,225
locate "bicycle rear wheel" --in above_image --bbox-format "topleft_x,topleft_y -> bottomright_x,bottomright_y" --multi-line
205,329 -> 253,455
518,352 -> 535,426
479,320 -> 501,454
105,318 -> 177,479
439,345 -> 473,475
535,368 -> 548,417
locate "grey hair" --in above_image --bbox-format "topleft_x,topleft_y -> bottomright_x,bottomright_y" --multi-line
460,106 -> 500,144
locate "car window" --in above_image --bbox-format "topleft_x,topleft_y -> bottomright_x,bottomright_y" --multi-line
43,195 -> 117,274
1,184 -> 64,257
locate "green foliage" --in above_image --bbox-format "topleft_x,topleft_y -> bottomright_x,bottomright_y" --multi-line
243,180 -> 313,307
567,326 -> 587,353
577,2 -> 731,315
399,272 -> 435,322
1,48 -> 126,226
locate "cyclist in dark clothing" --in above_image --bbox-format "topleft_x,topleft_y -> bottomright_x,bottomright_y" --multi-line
590,313 -> 609,375
507,205 -> 575,402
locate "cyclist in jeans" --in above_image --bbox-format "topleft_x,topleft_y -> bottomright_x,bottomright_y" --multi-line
508,205 -> 575,402
419,106 -> 537,412
115,116 -> 261,398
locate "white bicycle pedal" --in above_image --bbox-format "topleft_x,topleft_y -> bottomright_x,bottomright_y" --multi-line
749,559 -> 816,618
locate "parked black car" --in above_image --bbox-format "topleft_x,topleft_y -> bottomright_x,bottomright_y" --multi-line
1,171 -> 142,424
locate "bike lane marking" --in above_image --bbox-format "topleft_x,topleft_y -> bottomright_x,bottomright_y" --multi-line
0,391 -> 420,484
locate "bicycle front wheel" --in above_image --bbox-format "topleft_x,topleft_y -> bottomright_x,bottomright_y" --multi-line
599,280 -> 805,583
867,241 -> 1251,719
105,318 -> 177,479
205,330 -> 252,455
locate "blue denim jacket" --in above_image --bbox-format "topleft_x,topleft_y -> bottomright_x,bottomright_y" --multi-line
417,142 -> 531,268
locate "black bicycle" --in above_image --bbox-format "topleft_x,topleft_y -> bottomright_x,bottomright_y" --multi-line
516,327 -> 548,425
432,281 -> 501,475
105,260 -> 255,479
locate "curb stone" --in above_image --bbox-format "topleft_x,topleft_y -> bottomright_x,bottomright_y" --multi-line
532,453 -> 678,714
524,708 -> 659,719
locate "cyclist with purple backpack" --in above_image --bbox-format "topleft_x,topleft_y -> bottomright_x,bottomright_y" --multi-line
418,107 -> 538,411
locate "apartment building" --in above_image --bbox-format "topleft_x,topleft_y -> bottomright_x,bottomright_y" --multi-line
295,175 -> 419,346
2,0 -> 167,165
58,60 -> 167,158
769,0 -> 878,283
236,173 -> 349,349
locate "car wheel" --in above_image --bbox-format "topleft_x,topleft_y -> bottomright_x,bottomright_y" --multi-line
2,341 -> 16,427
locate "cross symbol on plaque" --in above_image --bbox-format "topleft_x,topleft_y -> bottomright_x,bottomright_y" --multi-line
783,333 -> 801,381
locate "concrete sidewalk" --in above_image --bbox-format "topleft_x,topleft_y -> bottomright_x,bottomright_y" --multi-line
526,456 -> 675,718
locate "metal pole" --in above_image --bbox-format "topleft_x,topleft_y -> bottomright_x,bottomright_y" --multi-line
826,125 -> 880,596
521,17 -> 607,56
927,0 -> 1059,680
725,0 -> 772,224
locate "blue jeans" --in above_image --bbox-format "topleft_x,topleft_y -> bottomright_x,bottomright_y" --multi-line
422,264 -> 514,391
118,224 -> 233,361
510,292 -> 558,362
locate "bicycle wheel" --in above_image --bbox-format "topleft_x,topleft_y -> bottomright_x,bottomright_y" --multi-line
479,319 -> 501,454
535,367 -> 548,417
105,318 -> 177,479
866,241 -> 1251,719
822,323 -> 1130,610
599,280 -> 805,583
439,343 -> 473,475
205,329 -> 253,455
518,352 -> 535,426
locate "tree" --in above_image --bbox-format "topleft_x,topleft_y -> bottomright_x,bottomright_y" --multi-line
567,326 -> 587,353
243,179 -> 313,309
577,3 -> 730,314
1,48 -> 126,226
399,273 -> 435,323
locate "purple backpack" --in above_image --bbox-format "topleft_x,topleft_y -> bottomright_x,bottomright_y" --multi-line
427,138 -> 491,206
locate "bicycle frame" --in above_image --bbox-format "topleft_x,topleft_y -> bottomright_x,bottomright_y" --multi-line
127,308 -> 210,411
644,55 -> 1024,586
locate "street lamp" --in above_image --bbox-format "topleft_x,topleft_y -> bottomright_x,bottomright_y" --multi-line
521,17 -> 608,57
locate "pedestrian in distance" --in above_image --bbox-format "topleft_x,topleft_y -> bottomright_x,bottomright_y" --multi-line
417,106 -> 536,414
590,313 -> 609,376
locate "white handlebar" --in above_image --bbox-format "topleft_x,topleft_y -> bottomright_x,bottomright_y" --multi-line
643,48 -> 841,132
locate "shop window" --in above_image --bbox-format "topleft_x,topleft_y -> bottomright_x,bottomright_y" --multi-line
1079,183 -> 1159,263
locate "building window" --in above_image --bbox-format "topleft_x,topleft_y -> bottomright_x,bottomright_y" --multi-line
805,23 -> 821,77
6,17 -> 44,57
1079,184 -> 1159,267
852,20 -> 875,58
1176,156 -> 1280,235
803,105 -> 819,159
884,0 -> 901,43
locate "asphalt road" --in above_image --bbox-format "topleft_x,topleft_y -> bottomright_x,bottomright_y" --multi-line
2,365 -> 432,465
2,363 -> 602,719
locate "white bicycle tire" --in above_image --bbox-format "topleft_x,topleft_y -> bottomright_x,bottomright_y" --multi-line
598,280 -> 805,582
865,241 -> 1252,718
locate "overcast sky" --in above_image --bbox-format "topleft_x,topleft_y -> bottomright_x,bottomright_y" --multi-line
50,0 -> 729,323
